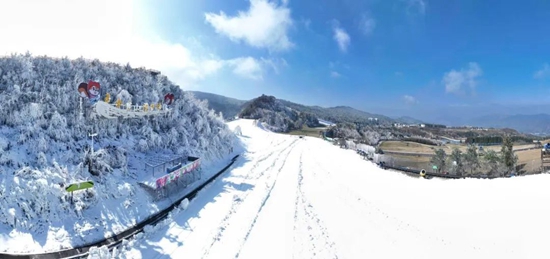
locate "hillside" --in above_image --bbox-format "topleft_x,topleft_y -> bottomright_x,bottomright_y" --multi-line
394,116 -> 424,124
279,101 -> 395,126
238,95 -> 320,132
187,91 -> 246,119
0,54 -> 238,253
467,114 -> 550,135
187,90 -> 396,126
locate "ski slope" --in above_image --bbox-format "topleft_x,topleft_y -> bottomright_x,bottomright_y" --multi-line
115,119 -> 550,259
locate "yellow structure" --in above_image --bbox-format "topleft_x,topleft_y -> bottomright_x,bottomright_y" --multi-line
115,99 -> 122,108
104,93 -> 111,103
157,102 -> 162,110
143,103 -> 149,112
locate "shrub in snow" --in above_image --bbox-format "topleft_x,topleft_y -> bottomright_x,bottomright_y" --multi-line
0,136 -> 9,151
233,125 -> 242,136
37,152 -> 48,167
87,245 -> 111,259
137,139 -> 148,152
180,198 -> 190,210
143,224 -> 154,236
0,167 -> 67,229
346,140 -> 356,150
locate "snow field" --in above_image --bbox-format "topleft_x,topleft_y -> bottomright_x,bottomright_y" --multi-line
114,119 -> 550,259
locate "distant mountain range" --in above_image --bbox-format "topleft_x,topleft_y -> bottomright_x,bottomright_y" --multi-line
466,114 -> 550,135
188,91 -> 246,119
393,116 -> 425,125
187,91 -> 550,135
187,91 -> 406,126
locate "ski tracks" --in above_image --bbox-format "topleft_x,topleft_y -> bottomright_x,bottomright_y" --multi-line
292,151 -> 340,259
198,137 -> 301,259
160,137 -> 296,259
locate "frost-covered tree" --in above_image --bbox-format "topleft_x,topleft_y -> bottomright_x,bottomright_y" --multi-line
0,54 -> 238,230
234,125 -> 243,136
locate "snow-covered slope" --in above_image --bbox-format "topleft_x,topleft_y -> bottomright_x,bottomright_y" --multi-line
114,119 -> 550,259
0,54 -> 238,253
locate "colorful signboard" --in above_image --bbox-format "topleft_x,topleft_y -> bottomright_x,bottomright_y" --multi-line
76,81 -> 101,104
155,159 -> 200,189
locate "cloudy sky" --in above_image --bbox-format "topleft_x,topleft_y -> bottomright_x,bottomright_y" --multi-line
2,0 -> 550,123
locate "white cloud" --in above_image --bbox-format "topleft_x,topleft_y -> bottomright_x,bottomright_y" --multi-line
205,0 -> 294,51
442,62 -> 483,96
227,57 -> 264,80
0,0 -> 284,89
403,95 -> 418,104
261,57 -> 288,74
407,0 -> 427,15
330,71 -> 341,78
360,14 -> 376,36
0,0 -> 228,89
224,57 -> 286,80
534,63 -> 550,79
332,22 -> 351,53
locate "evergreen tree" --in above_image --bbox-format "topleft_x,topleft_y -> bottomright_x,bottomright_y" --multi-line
450,148 -> 464,175
464,144 -> 480,175
484,149 -> 500,176
430,148 -> 446,173
501,135 -> 518,174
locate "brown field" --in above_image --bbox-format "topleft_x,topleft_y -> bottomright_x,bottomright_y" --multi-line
379,141 -> 437,154
287,125 -> 326,138
516,148 -> 543,173
381,154 -> 432,170
381,140 -> 540,155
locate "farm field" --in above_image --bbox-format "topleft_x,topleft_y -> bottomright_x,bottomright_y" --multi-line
287,125 -> 326,138
380,140 -> 544,174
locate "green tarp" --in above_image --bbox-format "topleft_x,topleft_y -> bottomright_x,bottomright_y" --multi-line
65,181 -> 94,192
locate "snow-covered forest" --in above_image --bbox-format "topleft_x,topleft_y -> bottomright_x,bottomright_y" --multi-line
0,53 -> 237,249
239,94 -> 320,132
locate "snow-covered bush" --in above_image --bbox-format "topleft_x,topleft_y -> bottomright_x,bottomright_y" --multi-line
234,125 -> 242,136
87,245 -> 111,259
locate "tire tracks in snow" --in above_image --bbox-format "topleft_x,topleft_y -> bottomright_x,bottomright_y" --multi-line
292,151 -> 340,259
232,140 -> 302,258
198,138 -> 300,259
160,137 -> 296,259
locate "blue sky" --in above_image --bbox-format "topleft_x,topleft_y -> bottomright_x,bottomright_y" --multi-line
2,0 -> 550,123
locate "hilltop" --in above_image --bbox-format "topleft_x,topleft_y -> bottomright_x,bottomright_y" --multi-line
0,54 -> 237,253
238,94 -> 321,132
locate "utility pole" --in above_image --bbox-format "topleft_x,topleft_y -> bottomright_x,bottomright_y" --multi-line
79,97 -> 83,121
89,132 -> 98,155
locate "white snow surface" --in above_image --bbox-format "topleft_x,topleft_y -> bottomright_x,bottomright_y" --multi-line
318,119 -> 336,126
110,119 -> 550,259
